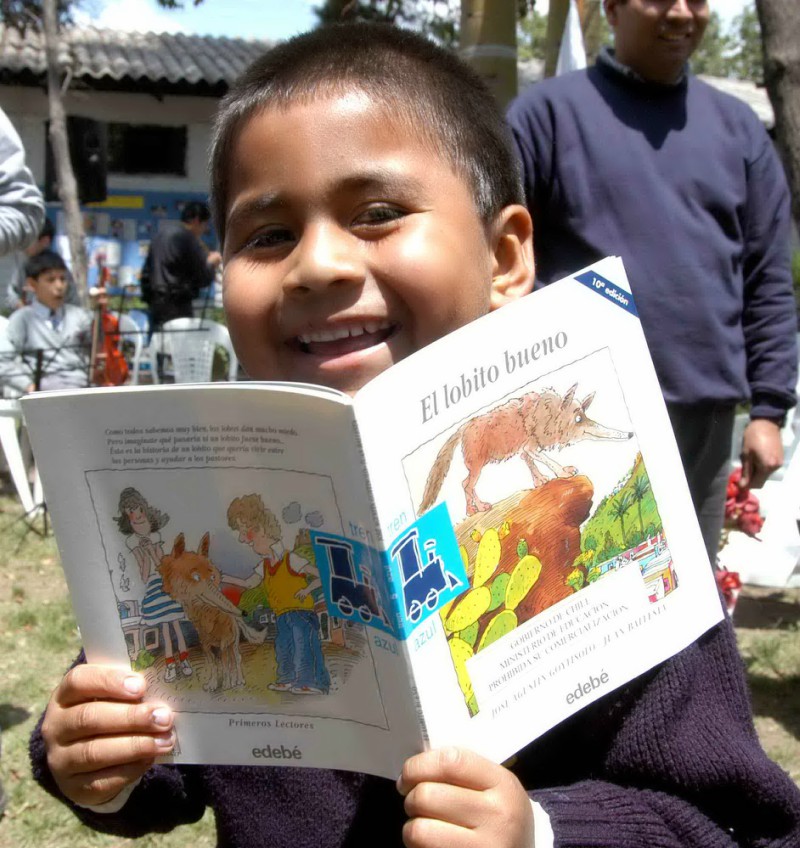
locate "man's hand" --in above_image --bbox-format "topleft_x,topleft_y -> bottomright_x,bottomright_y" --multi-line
397,747 -> 535,848
740,418 -> 784,489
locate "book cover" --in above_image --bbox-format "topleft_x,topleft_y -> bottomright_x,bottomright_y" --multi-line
22,257 -> 724,778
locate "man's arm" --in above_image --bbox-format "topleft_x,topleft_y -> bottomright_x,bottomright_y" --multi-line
287,552 -> 322,598
739,126 -> 798,488
1,309 -> 34,394
0,107 -> 45,256
170,228 -> 216,298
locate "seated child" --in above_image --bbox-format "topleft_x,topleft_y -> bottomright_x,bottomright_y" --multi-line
4,217 -> 81,313
2,249 -> 92,394
29,23 -> 800,848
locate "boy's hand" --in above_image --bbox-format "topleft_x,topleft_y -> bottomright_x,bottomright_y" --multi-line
41,664 -> 174,808
397,747 -> 535,848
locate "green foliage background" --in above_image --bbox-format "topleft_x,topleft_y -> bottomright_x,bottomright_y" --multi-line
581,454 -> 663,564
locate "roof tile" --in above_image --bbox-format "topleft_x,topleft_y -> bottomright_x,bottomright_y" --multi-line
0,24 -> 271,88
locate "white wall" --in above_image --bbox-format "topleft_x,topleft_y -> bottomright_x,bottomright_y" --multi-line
0,84 -> 218,193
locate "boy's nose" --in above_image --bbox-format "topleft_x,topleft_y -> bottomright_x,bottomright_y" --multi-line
283,222 -> 364,294
665,0 -> 693,20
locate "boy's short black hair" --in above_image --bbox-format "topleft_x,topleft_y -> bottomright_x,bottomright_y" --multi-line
210,22 -> 523,246
39,216 -> 55,242
180,200 -> 211,224
25,249 -> 67,281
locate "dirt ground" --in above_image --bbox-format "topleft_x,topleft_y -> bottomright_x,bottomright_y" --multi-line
734,585 -> 800,783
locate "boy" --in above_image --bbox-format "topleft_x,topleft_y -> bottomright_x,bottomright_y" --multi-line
4,217 -> 81,313
2,250 -> 92,394
30,23 -> 800,848
226,493 -> 330,695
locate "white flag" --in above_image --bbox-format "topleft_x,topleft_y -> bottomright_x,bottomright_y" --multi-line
556,0 -> 587,76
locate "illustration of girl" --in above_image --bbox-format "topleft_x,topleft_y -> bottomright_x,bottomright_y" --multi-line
114,487 -> 192,683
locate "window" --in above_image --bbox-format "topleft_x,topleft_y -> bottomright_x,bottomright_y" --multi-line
107,123 -> 187,176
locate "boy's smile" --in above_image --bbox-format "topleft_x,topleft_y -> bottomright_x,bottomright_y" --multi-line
221,93 -> 508,395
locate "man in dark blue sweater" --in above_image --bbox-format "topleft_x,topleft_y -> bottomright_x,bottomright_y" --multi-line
507,0 -> 798,565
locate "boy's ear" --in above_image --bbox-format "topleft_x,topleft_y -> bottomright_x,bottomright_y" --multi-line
604,0 -> 620,27
489,204 -> 535,311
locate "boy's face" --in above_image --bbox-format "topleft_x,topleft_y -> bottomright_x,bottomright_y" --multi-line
28,269 -> 68,312
236,519 -> 277,558
222,94 -> 532,395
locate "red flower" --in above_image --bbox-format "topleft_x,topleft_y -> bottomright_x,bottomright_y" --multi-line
715,567 -> 742,615
723,469 -> 764,539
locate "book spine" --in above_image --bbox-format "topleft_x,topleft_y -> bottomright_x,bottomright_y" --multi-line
408,679 -> 430,745
350,417 -> 385,550
353,417 -> 431,749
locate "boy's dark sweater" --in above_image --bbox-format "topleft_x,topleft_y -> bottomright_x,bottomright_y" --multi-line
507,52 -> 798,420
30,619 -> 800,847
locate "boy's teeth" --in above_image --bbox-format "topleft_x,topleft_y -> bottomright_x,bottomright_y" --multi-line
298,323 -> 388,344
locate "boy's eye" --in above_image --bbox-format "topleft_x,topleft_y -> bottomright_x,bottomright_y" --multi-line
353,205 -> 405,227
243,226 -> 295,251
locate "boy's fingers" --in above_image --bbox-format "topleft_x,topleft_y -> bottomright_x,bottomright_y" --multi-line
403,781 -> 484,829
56,759 -> 157,808
402,816 -> 466,848
49,730 -> 174,778
47,700 -> 173,746
55,665 -> 146,707
398,748 -> 494,795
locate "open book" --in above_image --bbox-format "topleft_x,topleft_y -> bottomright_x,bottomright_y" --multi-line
22,256 -> 723,780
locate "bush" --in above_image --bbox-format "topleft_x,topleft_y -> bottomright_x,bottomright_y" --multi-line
132,648 -> 156,670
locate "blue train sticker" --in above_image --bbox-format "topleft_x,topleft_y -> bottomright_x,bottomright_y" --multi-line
311,503 -> 467,639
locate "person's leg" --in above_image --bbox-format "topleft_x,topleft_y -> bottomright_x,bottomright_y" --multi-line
290,612 -> 313,690
174,621 -> 192,676
292,612 -> 329,692
271,613 -> 294,689
161,621 -> 177,682
307,615 -> 331,693
666,403 -> 735,566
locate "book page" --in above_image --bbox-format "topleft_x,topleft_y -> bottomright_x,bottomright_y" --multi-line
355,257 -> 724,764
23,382 -> 423,779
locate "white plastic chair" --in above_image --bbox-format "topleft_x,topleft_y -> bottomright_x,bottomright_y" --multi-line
0,316 -> 36,512
150,317 -> 238,384
112,312 -> 146,385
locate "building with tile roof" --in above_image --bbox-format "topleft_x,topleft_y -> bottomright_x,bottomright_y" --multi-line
0,25 -> 273,288
0,26 -> 776,291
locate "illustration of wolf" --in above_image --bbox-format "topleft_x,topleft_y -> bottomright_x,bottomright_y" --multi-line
159,532 -> 266,691
419,384 -> 633,516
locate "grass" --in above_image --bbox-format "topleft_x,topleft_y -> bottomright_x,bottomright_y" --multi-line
0,490 -> 798,846
734,586 -> 800,784
0,493 -> 214,848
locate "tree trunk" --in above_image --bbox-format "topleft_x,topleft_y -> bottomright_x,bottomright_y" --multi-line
459,0 -> 518,109
43,0 -> 87,303
581,0 -> 605,65
756,0 -> 800,232
544,0 -> 569,78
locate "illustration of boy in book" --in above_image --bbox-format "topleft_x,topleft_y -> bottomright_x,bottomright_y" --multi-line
226,494 -> 330,695
114,487 -> 192,683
